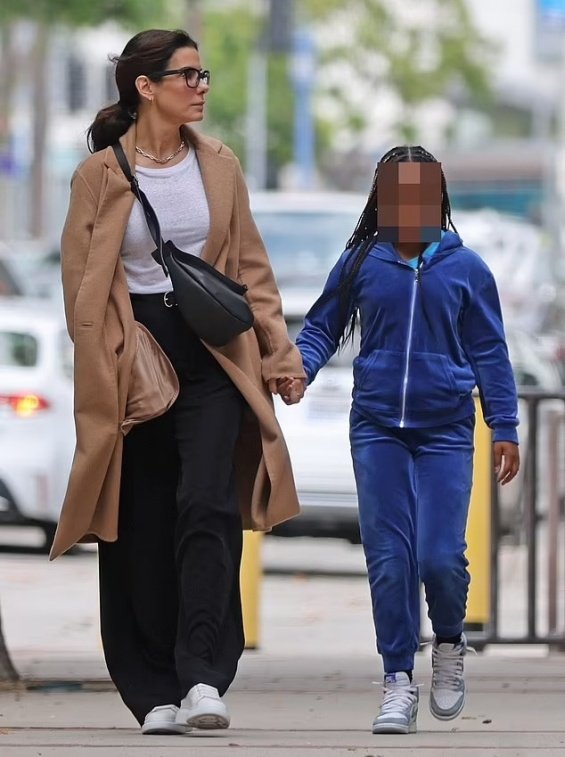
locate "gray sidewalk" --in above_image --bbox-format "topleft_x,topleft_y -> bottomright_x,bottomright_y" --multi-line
1,536 -> 564,755
2,654 -> 565,756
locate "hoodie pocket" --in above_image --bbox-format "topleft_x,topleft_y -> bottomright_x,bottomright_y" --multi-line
408,352 -> 458,412
353,350 -> 405,411
353,350 -> 459,418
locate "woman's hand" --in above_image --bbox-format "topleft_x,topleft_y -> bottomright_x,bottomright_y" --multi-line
493,441 -> 520,485
268,377 -> 306,405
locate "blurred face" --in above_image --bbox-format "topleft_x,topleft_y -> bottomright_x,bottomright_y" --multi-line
136,46 -> 210,125
376,161 -> 442,244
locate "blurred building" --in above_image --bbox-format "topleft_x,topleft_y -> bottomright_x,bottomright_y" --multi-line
0,23 -> 128,246
322,0 -> 562,226
445,0 -> 560,224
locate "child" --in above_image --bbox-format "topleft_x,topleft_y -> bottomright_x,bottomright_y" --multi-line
287,145 -> 519,734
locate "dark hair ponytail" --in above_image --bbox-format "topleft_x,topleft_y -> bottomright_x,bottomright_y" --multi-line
87,28 -> 198,152
87,102 -> 135,153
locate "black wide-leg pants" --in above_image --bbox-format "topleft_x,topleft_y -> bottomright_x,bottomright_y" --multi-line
98,294 -> 246,725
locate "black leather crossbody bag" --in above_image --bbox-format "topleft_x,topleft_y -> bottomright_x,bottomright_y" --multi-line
112,142 -> 254,347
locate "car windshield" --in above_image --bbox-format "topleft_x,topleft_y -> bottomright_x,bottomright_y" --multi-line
253,210 -> 359,287
0,331 -> 38,367
0,249 -> 61,300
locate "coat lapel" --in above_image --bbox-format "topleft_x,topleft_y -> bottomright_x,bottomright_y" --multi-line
75,144 -> 134,325
102,124 -> 236,273
184,126 -> 235,267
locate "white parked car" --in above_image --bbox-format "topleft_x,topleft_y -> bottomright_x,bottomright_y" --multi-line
251,192 -> 363,540
0,241 -> 62,301
274,302 -> 360,542
250,191 -> 365,290
0,298 -> 75,550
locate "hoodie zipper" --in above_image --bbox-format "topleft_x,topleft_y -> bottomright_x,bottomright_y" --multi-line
399,265 -> 420,428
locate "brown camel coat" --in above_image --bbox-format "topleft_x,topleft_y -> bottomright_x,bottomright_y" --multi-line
50,124 -> 305,560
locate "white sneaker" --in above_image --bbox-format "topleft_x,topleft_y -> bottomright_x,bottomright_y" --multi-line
430,633 -> 467,720
176,683 -> 230,730
141,704 -> 187,735
372,672 -> 419,734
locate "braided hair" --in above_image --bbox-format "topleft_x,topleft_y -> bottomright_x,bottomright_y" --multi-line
334,145 -> 457,346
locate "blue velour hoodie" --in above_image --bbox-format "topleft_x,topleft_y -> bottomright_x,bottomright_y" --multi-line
295,230 -> 519,443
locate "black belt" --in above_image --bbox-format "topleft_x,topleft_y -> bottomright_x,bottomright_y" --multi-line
130,291 -> 177,308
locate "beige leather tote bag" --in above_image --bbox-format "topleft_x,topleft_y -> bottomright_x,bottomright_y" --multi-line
121,322 -> 179,434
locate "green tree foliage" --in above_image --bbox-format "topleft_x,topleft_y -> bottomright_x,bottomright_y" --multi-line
0,0 -> 494,186
0,0 -> 169,26
200,6 -> 298,177
199,7 -> 258,163
0,0 -> 172,236
267,54 -> 296,170
200,4 -> 339,181
303,0 -> 495,142
199,0 -> 493,176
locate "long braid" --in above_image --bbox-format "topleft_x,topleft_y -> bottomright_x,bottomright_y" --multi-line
327,145 -> 457,347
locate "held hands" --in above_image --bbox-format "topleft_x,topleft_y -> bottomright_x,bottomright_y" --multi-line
493,441 -> 520,485
268,377 -> 306,405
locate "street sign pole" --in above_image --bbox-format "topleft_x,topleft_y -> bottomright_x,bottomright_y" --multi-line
537,1 -> 565,278
291,28 -> 315,190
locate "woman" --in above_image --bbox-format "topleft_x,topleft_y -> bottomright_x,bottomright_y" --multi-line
286,146 -> 519,734
51,28 -> 305,735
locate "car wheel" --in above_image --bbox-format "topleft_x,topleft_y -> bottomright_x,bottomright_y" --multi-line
40,523 -> 57,554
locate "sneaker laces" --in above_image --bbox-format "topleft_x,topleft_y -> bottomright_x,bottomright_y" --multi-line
372,681 -> 418,715
430,640 -> 475,691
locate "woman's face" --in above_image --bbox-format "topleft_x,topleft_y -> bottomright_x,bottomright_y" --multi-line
138,46 -> 210,126
376,161 -> 442,244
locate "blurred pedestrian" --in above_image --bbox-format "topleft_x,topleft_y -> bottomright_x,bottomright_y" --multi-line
285,145 -> 519,734
51,28 -> 305,735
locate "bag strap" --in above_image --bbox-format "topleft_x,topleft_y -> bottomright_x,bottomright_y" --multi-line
111,142 -> 169,275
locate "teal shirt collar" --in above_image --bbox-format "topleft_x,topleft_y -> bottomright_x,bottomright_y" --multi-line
405,232 -> 444,269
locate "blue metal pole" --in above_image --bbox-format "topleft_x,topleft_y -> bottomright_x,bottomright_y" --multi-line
292,28 -> 315,189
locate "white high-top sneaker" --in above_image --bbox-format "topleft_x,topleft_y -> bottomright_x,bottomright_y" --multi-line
430,633 -> 467,720
372,672 -> 419,734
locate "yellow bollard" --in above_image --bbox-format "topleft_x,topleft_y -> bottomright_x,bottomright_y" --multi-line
465,398 -> 491,628
240,530 -> 263,649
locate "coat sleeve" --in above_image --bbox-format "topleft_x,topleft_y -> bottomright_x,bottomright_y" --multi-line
60,170 -> 97,341
234,159 -> 305,382
460,270 -> 519,444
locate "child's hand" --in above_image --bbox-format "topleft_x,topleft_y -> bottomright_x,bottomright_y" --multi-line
268,377 -> 306,405
493,441 -> 520,485
282,378 -> 306,405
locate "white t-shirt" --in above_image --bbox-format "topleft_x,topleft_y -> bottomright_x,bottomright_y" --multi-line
120,149 -> 210,294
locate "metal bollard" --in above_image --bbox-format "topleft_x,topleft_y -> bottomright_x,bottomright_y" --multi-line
465,399 -> 492,630
240,531 -> 263,649
546,409 -> 562,638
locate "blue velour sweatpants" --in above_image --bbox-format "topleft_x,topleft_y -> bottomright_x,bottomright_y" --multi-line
350,410 -> 474,673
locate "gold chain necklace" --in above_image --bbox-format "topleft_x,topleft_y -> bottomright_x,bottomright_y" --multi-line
135,141 -> 186,164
